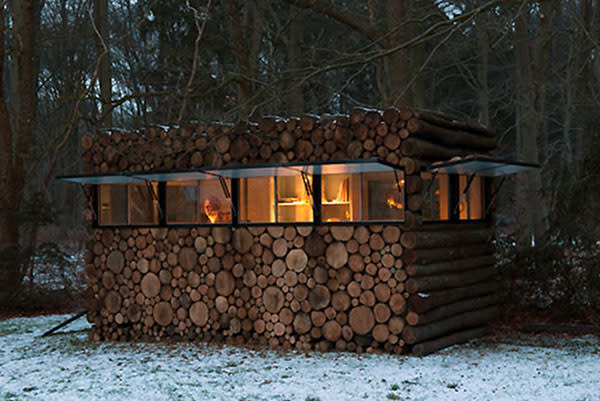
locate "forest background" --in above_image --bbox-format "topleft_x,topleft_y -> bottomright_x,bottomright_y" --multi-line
0,0 -> 598,322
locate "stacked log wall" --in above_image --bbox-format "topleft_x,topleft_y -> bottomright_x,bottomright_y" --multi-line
86,225 -> 408,353
401,225 -> 500,355
81,107 -> 498,354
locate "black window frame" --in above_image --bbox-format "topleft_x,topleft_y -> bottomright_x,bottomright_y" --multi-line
422,173 -> 491,225
91,166 -> 405,228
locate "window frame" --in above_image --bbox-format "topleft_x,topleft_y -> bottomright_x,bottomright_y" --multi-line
92,162 -> 406,228
95,183 -> 162,228
318,170 -> 405,225
422,173 -> 491,225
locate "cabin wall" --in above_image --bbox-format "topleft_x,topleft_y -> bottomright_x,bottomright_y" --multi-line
82,107 -> 498,354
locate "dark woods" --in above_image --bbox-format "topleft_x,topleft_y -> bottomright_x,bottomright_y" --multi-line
0,0 -> 598,319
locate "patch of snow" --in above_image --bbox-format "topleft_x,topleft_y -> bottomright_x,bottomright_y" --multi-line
0,315 -> 599,401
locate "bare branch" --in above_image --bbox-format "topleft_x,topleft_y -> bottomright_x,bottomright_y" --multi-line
177,0 -> 212,124
282,0 -> 379,42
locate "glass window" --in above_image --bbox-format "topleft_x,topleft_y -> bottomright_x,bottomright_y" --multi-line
459,176 -> 484,220
166,181 -> 199,224
421,172 -> 450,221
361,171 -> 404,221
240,177 -> 275,223
130,183 -> 160,225
321,174 -> 360,222
321,171 -> 404,222
199,179 -> 232,223
277,175 -> 313,223
98,184 -> 128,225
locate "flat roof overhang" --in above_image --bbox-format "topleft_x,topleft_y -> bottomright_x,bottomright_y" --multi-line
426,156 -> 540,177
57,158 -> 400,184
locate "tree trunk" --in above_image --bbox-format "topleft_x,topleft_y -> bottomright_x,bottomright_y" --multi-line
0,0 -> 38,298
384,0 -> 413,106
284,5 -> 304,114
94,0 -> 112,127
224,0 -> 253,118
476,12 -> 489,126
514,4 -> 549,249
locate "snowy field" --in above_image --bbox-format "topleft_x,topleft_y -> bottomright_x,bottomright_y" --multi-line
1,314 -> 599,401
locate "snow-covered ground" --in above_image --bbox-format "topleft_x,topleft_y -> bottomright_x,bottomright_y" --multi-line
1,315 -> 599,401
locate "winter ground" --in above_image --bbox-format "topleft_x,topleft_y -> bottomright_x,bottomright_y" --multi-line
0,315 -> 599,401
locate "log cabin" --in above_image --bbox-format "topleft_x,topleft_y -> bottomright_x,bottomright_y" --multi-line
60,107 -> 538,355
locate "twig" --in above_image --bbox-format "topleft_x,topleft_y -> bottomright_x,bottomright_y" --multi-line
178,0 -> 212,124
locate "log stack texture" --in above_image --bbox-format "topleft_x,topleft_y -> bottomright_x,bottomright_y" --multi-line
82,107 -> 500,355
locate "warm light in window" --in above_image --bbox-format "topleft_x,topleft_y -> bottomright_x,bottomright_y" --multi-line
204,196 -> 220,223
386,198 -> 403,210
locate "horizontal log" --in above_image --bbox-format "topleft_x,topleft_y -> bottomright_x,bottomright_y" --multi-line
407,255 -> 497,277
408,120 -> 497,150
402,305 -> 499,344
412,326 -> 489,356
410,229 -> 494,250
405,265 -> 497,293
408,280 -> 501,313
400,138 -> 473,160
398,157 -> 426,175
413,243 -> 495,264
406,293 -> 500,326
415,110 -> 496,137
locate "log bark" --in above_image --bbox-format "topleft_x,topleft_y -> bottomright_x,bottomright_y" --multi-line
305,232 -> 326,257
293,313 -> 311,334
107,251 -> 124,274
190,302 -> 209,326
349,305 -> 375,335
410,229 -> 494,250
413,243 -> 494,264
398,157 -> 425,175
322,321 -> 342,341
402,306 -> 499,344
400,138 -> 473,160
415,110 -> 496,137
309,285 -> 331,310
330,226 -> 354,241
141,272 -> 161,298
383,107 -> 400,125
263,286 -> 285,313
286,249 -> 308,272
405,265 -> 497,293
382,226 -> 401,244
412,326 -> 488,356
153,302 -> 173,327
178,247 -> 196,271
406,293 -> 500,326
408,119 -> 496,150
232,228 -> 253,253
407,255 -> 496,277
104,290 -> 121,313
408,280 -> 501,313
215,271 -> 235,296
326,243 -> 348,269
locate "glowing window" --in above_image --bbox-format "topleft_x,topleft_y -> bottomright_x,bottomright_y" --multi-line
98,184 -> 128,225
166,179 -> 232,224
166,181 -> 199,224
240,177 -> 275,223
199,179 -> 232,224
130,183 -> 160,225
421,172 -> 450,221
277,175 -> 313,223
459,176 -> 484,220
321,171 -> 404,222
